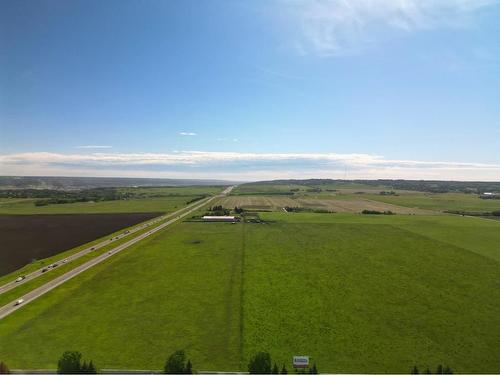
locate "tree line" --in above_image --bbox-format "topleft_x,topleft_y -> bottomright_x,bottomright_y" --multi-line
247,352 -> 318,374
361,209 -> 395,215
411,364 -> 453,374
0,352 -> 455,374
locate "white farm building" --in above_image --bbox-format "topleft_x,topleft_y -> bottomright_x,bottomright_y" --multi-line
202,215 -> 236,222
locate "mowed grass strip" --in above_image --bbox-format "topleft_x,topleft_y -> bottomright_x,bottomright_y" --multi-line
242,220 -> 500,373
0,222 -> 244,371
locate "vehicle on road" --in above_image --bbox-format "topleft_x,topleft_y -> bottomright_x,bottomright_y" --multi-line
62,259 -> 67,263
15,276 -> 25,282
41,268 -> 48,273
15,299 -> 24,306
90,247 -> 95,250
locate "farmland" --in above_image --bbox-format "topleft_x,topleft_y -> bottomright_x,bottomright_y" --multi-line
0,186 -> 225,279
219,195 -> 434,214
0,213 -> 160,276
0,186 -> 225,215
363,192 -> 500,213
0,212 -> 499,373
227,181 -> 500,215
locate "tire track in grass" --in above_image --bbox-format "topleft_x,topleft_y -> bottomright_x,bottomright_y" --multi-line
238,220 -> 247,370
217,222 -> 245,371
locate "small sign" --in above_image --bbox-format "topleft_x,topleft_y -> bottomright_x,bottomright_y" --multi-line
293,356 -> 309,368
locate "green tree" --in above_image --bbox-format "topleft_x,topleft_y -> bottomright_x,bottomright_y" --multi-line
309,364 -> 318,374
248,352 -> 272,374
57,351 -> 82,374
0,361 -> 10,374
424,368 -> 432,374
281,364 -> 288,374
411,366 -> 419,374
81,361 -> 89,373
164,350 -> 191,374
443,366 -> 453,374
185,360 -> 193,374
436,365 -> 443,374
87,360 -> 98,374
272,363 -> 279,374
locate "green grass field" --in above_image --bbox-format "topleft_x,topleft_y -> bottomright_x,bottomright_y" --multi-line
0,214 -> 171,307
117,186 -> 224,196
0,196 -> 197,215
362,192 -> 500,213
0,221 -> 243,371
0,185 -> 225,215
0,212 -> 499,372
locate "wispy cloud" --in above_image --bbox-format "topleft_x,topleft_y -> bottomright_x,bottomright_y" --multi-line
76,145 -> 112,149
179,132 -> 197,136
286,0 -> 497,56
1,151 -> 499,181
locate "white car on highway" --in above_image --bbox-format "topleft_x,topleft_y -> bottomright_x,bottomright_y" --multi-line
15,299 -> 24,306
15,276 -> 25,282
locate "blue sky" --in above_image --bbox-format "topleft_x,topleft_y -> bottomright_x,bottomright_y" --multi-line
1,0 -> 499,180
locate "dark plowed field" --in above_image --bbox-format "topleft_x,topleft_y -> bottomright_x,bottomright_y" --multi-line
0,213 -> 161,276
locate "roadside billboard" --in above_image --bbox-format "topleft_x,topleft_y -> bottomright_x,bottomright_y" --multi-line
293,356 -> 309,368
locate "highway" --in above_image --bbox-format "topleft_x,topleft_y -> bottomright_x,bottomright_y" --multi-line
0,186 -> 233,320
0,191 -> 225,295
0,214 -> 168,295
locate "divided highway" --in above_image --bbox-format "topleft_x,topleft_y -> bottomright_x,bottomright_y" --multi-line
0,214 -> 168,295
0,186 -> 233,320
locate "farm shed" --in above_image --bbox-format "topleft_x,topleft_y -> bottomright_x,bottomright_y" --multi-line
202,215 -> 236,222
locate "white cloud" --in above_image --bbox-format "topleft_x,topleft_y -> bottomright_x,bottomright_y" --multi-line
286,0 -> 497,56
1,151 -> 499,181
179,132 -> 197,136
76,145 -> 112,149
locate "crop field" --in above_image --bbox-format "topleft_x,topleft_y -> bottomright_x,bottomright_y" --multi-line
218,195 -> 432,214
0,213 -> 499,373
231,181 -> 389,196
362,192 -> 500,213
231,183 -> 303,195
0,213 -> 160,276
218,195 -> 297,210
293,197 -> 433,214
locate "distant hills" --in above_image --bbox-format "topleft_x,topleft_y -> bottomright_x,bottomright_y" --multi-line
0,176 -> 236,190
